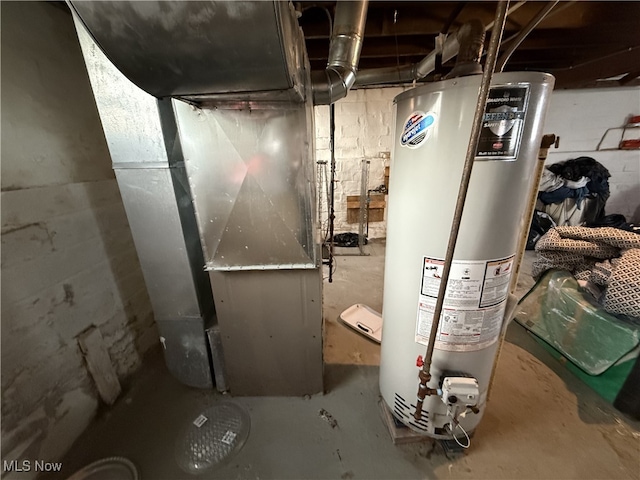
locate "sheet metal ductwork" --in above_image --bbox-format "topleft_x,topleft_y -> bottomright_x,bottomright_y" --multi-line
312,0 -> 368,105
69,0 -> 323,395
69,1 -> 305,102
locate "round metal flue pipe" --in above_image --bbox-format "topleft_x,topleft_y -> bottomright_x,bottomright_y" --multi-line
445,19 -> 486,78
312,0 -> 368,105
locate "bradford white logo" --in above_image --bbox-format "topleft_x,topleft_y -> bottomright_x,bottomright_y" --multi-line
400,111 -> 436,148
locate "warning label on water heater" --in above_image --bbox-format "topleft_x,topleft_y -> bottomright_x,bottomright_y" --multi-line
415,255 -> 515,352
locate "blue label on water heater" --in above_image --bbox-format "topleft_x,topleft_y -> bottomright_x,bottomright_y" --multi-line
401,111 -> 436,149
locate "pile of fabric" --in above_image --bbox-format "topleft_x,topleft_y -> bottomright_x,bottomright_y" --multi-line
533,226 -> 640,318
537,156 -> 610,226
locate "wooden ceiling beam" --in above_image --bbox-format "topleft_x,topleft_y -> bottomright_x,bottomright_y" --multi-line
552,46 -> 640,88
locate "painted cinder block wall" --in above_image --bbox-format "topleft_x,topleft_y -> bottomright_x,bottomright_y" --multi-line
543,86 -> 640,223
315,85 -> 640,237
1,2 -> 156,472
314,87 -> 409,239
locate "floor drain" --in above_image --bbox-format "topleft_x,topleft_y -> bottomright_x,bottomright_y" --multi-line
175,401 -> 250,475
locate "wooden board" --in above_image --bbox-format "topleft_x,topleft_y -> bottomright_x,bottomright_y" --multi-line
346,194 -> 386,224
346,194 -> 386,209
347,208 -> 385,224
78,326 -> 121,405
378,398 -> 431,445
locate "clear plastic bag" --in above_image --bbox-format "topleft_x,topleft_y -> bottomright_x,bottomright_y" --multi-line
515,269 -> 639,375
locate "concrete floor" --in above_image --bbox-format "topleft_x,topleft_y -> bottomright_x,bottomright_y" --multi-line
53,241 -> 639,480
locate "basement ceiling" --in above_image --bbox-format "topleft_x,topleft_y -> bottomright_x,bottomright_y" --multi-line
297,1 -> 640,89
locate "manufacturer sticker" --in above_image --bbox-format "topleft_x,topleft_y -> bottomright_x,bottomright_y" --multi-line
475,85 -> 530,161
400,111 -> 437,149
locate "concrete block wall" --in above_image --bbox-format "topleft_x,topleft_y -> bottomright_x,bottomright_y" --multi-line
314,87 -> 408,239
1,2 -> 156,473
542,86 -> 640,222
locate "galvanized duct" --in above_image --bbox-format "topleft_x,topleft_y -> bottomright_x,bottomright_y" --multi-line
312,0 -> 368,105
68,1 -> 305,102
67,0 -> 317,392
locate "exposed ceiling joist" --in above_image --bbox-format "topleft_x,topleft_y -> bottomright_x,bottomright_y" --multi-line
298,1 -> 640,89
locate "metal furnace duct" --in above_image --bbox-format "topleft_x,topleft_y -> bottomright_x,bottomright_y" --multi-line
70,17 -> 220,388
312,0 -> 368,105
379,72 -> 554,436
171,28 -> 323,395
68,1 -> 305,101
69,0 -> 323,395
172,103 -> 318,271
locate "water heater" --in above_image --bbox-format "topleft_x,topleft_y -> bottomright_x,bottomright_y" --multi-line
379,72 -> 554,440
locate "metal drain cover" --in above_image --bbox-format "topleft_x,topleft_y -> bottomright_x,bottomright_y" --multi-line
175,401 -> 250,474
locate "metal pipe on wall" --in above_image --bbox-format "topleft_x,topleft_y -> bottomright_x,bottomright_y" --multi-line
328,103 -> 336,283
508,134 -> 559,294
413,0 -> 510,421
312,0 -> 368,104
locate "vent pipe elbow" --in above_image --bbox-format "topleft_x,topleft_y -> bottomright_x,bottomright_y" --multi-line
446,19 -> 486,79
312,0 -> 368,105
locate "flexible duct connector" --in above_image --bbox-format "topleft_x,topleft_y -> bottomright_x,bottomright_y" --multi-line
446,19 -> 486,79
312,0 -> 368,105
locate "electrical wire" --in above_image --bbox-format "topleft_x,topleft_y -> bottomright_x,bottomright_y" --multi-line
393,9 -> 400,71
452,420 -> 471,449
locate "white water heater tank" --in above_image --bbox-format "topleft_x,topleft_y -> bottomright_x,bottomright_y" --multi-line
379,72 -> 554,437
